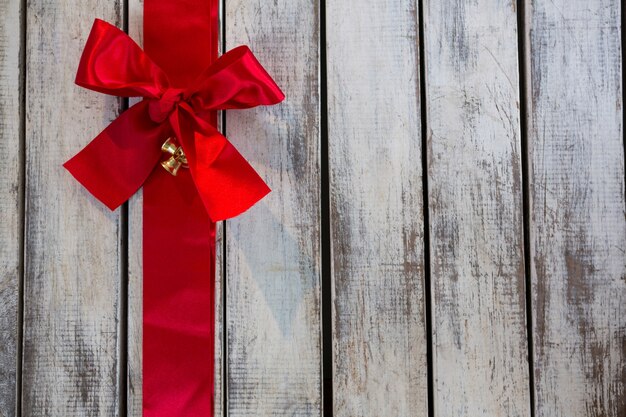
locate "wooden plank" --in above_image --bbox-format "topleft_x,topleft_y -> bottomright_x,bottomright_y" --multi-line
127,4 -> 143,416
422,1 -> 532,416
22,2 -> 124,416
126,2 -> 143,414
0,0 -> 23,416
224,0 -> 322,415
525,1 -> 626,415
325,1 -> 428,416
126,2 -> 225,415
127,187 -> 142,417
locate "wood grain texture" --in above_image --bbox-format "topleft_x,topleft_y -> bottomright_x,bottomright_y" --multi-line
0,1 -> 23,416
325,1 -> 428,416
127,5 -> 143,416
422,0 -> 531,415
224,0 -> 322,415
126,1 -> 225,414
22,2 -> 124,416
7,1 -> 626,416
525,1 -> 626,416
127,185 -> 142,417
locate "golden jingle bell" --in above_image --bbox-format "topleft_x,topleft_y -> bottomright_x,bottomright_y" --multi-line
160,137 -> 188,176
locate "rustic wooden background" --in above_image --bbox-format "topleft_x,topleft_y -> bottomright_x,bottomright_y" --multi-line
0,0 -> 624,416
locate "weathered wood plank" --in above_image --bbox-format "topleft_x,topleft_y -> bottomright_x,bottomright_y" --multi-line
224,0 -> 322,415
0,1 -> 23,416
22,2 -> 124,416
423,0 -> 531,415
127,188 -> 142,417
325,1 -> 428,416
127,2 -> 144,414
213,221 -> 225,416
525,1 -> 626,415
126,1 -> 225,414
127,5 -> 143,417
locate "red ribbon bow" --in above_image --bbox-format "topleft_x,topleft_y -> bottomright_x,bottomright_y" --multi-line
64,19 -> 285,221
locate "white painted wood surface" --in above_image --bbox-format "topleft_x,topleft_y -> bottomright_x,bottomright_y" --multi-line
422,0 -> 532,416
127,3 -> 143,415
224,0 -> 322,415
325,1 -> 428,416
0,0 -> 625,416
0,1 -> 22,416
525,0 -> 626,416
21,1 -> 124,416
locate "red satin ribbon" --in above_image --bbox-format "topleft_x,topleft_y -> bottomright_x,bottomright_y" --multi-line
64,2 -> 284,415
65,18 -> 284,220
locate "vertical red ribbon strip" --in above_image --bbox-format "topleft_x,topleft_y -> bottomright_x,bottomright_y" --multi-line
142,1 -> 218,416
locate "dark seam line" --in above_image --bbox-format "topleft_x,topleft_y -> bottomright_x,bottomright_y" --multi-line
221,218 -> 228,417
417,1 -> 435,416
319,0 -> 333,415
119,168 -> 129,417
17,0 -> 27,415
622,0 -> 626,196
119,2 -> 130,417
516,1 -> 536,416
221,219 -> 228,417
220,2 -> 228,416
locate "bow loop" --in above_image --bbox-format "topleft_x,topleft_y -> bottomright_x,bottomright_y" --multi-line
76,19 -> 169,98
189,45 -> 285,111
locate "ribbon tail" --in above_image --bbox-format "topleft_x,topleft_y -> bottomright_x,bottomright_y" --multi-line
64,100 -> 168,210
170,105 -> 271,221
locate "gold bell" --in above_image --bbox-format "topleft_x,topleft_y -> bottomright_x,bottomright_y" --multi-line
160,137 -> 188,176
161,138 -> 179,156
161,155 -> 183,176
